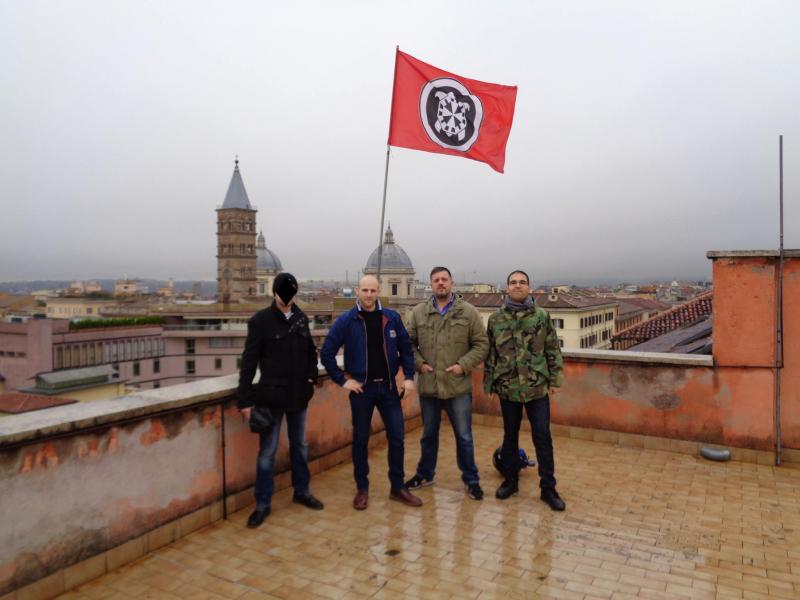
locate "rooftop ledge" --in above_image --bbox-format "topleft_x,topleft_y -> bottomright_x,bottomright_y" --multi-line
563,348 -> 712,367
707,249 -> 800,258
0,351 -> 713,449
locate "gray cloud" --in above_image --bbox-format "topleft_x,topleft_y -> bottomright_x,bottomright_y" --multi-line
1,0 -> 798,285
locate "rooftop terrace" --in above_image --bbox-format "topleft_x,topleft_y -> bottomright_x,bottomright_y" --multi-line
49,425 -> 800,600
1,250 -> 799,600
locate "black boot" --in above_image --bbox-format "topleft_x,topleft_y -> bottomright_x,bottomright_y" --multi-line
495,478 -> 519,500
246,506 -> 270,528
540,488 -> 566,511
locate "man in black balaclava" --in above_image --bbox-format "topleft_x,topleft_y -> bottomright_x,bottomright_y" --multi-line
238,273 -> 323,528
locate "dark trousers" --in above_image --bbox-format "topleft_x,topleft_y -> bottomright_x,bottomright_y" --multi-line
349,381 -> 405,492
254,408 -> 310,509
415,393 -> 480,485
500,395 -> 556,491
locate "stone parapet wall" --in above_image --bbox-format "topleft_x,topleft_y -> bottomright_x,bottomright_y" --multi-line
0,373 -> 420,597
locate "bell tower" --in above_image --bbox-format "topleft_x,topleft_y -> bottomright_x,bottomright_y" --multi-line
216,158 -> 258,303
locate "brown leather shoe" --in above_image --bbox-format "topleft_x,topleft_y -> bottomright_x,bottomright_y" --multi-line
389,488 -> 423,507
353,489 -> 368,511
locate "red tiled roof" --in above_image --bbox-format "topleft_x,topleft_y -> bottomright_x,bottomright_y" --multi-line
614,292 -> 712,343
534,293 -> 617,310
460,293 -> 505,308
0,393 -> 78,414
0,294 -> 36,310
616,298 -> 671,317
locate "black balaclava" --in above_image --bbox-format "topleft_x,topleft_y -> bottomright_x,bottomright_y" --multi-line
273,273 -> 298,305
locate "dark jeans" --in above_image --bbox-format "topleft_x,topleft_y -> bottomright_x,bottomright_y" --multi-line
349,381 -> 405,492
500,395 -> 556,491
254,408 -> 310,509
415,393 -> 480,485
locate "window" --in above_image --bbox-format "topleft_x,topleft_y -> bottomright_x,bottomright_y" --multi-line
186,360 -> 196,375
552,318 -> 564,329
153,359 -> 160,374
87,307 -> 93,314
153,381 -> 160,389
133,362 -> 140,376
391,284 -> 398,296
558,338 -> 564,348
186,339 -> 196,355
215,357 -> 222,370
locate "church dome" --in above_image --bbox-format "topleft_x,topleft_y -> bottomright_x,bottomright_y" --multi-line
365,225 -> 413,270
256,231 -> 283,271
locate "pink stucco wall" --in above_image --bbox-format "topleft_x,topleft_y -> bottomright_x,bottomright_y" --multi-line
0,374 -> 419,595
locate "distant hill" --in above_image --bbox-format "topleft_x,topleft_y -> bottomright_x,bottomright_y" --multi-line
0,280 -> 218,295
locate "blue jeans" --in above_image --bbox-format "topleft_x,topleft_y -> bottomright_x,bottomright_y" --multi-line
349,382 -> 405,492
415,393 -> 480,485
254,408 -> 310,509
500,395 -> 556,491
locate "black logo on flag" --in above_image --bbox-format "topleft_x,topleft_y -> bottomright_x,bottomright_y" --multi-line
420,78 -> 483,151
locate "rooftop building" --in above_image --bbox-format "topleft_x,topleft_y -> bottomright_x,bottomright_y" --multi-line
613,292 -> 713,350
363,224 -> 416,299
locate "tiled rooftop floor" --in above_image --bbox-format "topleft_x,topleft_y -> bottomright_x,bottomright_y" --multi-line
57,425 -> 800,600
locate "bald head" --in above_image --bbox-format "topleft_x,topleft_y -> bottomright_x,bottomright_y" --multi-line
357,275 -> 380,312
359,275 -> 379,288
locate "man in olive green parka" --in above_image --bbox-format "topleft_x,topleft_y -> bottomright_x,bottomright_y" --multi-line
405,267 -> 489,500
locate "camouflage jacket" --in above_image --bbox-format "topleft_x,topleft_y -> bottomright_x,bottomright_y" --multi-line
484,304 -> 564,402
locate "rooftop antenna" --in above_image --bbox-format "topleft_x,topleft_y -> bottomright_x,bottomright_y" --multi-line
775,135 -> 785,466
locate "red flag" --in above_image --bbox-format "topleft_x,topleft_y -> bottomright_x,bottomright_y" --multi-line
388,49 -> 517,173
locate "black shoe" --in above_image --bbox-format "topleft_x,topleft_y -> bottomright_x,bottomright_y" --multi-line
405,474 -> 434,490
246,506 -> 270,528
466,483 -> 484,500
293,493 -> 324,510
540,488 -> 566,511
495,479 -> 518,500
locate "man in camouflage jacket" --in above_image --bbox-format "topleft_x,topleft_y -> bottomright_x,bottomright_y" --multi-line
484,270 -> 566,511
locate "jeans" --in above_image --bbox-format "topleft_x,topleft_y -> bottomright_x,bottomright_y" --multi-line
254,408 -> 310,509
500,395 -> 556,491
415,393 -> 480,485
349,381 -> 405,492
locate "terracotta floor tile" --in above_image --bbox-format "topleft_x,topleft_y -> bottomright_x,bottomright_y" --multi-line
51,425 -> 800,600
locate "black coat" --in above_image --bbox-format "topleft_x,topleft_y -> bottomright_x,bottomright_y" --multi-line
237,302 -> 318,412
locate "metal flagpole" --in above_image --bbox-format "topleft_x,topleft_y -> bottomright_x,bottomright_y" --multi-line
376,146 -> 391,283
376,46 -> 400,286
775,135 -> 784,465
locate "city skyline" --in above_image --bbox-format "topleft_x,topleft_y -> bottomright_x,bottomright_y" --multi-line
2,1 -> 798,283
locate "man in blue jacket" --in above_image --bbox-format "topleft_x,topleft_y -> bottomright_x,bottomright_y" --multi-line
320,275 -> 422,510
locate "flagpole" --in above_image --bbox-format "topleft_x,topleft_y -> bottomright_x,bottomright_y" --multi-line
376,145 -> 391,285
376,46 -> 400,288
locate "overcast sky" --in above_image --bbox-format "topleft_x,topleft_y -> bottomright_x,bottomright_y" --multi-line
1,1 -> 798,285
